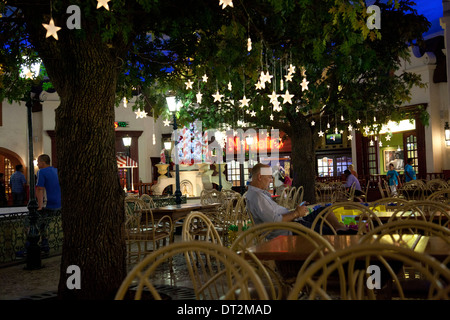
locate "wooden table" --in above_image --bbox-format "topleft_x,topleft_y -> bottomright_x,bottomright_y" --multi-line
339,210 -> 450,224
151,202 -> 221,222
249,234 -> 450,262
248,234 -> 450,279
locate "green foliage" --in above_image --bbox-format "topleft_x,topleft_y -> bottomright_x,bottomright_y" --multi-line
0,0 -> 431,133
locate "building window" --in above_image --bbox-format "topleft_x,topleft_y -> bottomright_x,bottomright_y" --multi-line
336,156 -> 352,176
317,157 -> 333,177
367,144 -> 378,175
316,153 -> 352,177
226,160 -> 256,187
405,134 -> 419,174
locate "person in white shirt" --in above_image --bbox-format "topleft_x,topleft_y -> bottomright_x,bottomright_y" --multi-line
246,163 -> 353,239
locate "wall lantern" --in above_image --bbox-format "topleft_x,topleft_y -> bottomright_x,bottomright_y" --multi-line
445,122 -> 450,147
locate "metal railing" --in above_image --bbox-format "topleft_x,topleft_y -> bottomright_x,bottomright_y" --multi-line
0,195 -> 187,266
0,210 -> 63,266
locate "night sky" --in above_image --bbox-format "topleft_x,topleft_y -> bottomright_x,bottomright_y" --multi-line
415,0 -> 444,37
366,0 -> 444,37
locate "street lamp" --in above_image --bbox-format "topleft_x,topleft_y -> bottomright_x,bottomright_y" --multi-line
21,59 -> 42,270
166,96 -> 183,206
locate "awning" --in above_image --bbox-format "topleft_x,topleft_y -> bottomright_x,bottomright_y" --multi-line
116,155 -> 138,168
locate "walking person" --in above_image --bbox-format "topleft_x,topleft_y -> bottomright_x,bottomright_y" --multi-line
387,163 -> 401,196
9,164 -> 27,205
404,158 -> 417,183
36,154 -> 61,253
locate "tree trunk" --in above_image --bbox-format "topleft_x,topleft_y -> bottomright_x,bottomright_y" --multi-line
19,8 -> 128,298
53,44 -> 126,299
290,117 -> 317,204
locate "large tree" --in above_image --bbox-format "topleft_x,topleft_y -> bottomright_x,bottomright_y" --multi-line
0,0 -> 429,299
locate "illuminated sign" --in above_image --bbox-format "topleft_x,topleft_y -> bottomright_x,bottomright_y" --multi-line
226,136 -> 284,152
114,121 -> 128,129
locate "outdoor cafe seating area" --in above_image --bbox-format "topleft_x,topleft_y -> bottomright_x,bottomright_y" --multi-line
117,181 -> 450,300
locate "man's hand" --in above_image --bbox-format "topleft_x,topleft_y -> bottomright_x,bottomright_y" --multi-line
294,205 -> 308,219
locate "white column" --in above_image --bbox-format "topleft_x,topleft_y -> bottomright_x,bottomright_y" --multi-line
440,0 -> 450,169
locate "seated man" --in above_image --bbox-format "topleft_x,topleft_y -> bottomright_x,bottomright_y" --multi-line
246,163 -> 354,239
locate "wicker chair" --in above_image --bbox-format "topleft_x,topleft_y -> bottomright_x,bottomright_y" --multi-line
182,211 -> 223,244
230,222 -> 335,299
288,243 -> 450,300
427,188 -> 450,205
389,200 -> 450,226
115,241 -> 269,300
124,198 -> 173,265
140,194 -> 156,208
311,202 -> 382,235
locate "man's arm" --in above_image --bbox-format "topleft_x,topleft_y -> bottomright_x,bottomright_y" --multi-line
282,205 -> 308,222
36,186 -> 45,210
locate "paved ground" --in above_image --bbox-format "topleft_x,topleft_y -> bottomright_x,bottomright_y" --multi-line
0,255 -> 61,300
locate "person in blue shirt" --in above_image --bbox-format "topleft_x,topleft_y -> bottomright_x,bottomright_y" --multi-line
36,154 -> 61,253
387,163 -> 401,196
9,164 -> 27,205
404,158 -> 417,183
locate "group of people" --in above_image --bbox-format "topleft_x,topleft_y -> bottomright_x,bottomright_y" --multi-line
386,158 -> 417,196
0,154 -> 61,255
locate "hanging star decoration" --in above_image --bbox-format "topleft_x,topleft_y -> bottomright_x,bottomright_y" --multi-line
311,120 -> 315,126
122,97 -> 128,108
364,126 -> 370,135
250,111 -> 256,117
196,92 -> 203,104
212,91 -> 224,102
268,91 -> 278,104
24,70 -> 33,79
260,71 -> 272,85
202,74 -> 208,82
255,81 -> 263,90
239,96 -> 250,107
348,124 -> 353,132
300,78 -> 309,91
42,18 -> 62,40
185,79 -> 193,90
272,100 -> 282,112
369,140 -> 374,146
356,119 -> 361,124
284,73 -> 293,82
270,114 -> 274,121
135,109 -> 148,119
219,0 -> 233,9
228,81 -> 232,91
347,133 -> 353,141
318,130 -> 324,137
163,119 -> 171,126
385,134 -> 392,141
247,38 -> 252,52
281,90 -> 294,104
288,64 -> 296,74
379,141 -> 383,147
97,0 -> 111,10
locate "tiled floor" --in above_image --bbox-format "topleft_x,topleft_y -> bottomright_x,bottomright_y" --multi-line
0,235 -> 196,300
0,255 -> 61,300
